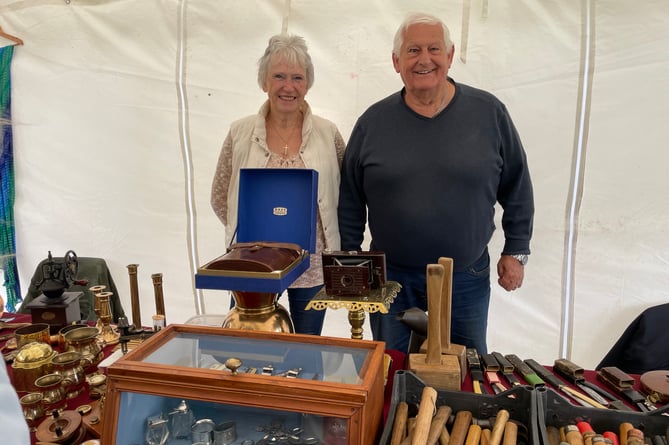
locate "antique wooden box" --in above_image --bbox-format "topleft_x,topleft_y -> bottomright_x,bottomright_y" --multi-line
101,324 -> 386,445
25,291 -> 83,333
196,168 -> 319,293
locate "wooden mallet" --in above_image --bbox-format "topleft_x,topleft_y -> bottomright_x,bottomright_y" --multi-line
408,263 -> 461,390
418,257 -> 466,383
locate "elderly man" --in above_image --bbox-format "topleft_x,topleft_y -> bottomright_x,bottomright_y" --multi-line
338,12 -> 534,354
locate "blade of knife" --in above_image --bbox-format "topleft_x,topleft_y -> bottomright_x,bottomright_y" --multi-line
524,358 -> 606,409
551,365 -> 610,406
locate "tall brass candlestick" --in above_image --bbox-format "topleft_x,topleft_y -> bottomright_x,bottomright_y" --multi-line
151,273 -> 166,319
126,264 -> 142,329
89,285 -> 107,332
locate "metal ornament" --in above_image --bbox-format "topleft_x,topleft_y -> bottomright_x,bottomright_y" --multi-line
145,414 -> 169,445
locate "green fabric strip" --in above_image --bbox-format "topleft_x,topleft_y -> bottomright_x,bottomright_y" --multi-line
0,44 -> 22,312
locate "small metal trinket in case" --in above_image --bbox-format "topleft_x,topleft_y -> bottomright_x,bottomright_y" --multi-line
168,399 -> 194,440
145,414 -> 169,445
191,418 -> 215,445
213,421 -> 236,445
286,367 -> 302,378
261,364 -> 274,375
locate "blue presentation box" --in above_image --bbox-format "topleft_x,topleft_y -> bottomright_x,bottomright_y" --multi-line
196,168 -> 318,293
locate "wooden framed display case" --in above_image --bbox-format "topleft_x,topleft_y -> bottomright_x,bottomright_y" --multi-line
101,324 -> 386,445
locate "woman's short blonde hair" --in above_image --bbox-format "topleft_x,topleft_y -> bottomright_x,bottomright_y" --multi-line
257,34 -> 315,90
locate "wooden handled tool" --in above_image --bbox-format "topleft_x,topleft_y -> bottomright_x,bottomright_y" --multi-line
412,386 -> 438,445
489,409 -> 510,445
390,401 -> 409,445
426,265 -> 444,365
465,424 -> 483,445
450,410 -> 474,445
438,256 -> 466,380
408,264 -> 461,390
419,257 -> 466,382
427,405 -> 453,445
503,421 -> 518,445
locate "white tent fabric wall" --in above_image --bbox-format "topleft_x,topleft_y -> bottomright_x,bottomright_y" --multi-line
2,0 -> 668,370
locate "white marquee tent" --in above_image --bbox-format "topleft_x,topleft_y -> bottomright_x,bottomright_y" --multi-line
1,0 -> 668,370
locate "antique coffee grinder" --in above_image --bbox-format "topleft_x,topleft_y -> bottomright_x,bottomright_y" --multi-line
25,250 -> 84,333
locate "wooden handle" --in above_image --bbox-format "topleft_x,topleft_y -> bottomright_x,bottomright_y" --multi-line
489,409 -> 510,445
400,419 -> 416,445
619,422 -> 633,445
440,426 -> 451,445
466,424 -> 483,445
450,410 -> 473,445
565,425 -> 585,445
481,429 -> 492,445
412,386 -> 438,445
390,401 -> 409,445
426,264 -> 445,364
427,405 -> 453,445
438,257 -> 454,348
503,421 -> 518,445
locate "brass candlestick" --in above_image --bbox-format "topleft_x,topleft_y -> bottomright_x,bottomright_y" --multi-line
89,285 -> 106,333
126,264 -> 142,329
151,273 -> 166,320
96,291 -> 119,345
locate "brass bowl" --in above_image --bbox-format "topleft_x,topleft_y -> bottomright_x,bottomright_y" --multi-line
11,341 -> 56,392
51,351 -> 86,399
58,323 -> 88,350
63,326 -> 102,371
15,323 -> 51,348
35,373 -> 67,413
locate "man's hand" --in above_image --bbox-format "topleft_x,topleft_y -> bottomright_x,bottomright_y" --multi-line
497,255 -> 525,291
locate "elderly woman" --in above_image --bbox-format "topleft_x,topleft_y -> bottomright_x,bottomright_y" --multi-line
211,34 -> 345,336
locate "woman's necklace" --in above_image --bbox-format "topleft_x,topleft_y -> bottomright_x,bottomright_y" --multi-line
270,121 -> 299,156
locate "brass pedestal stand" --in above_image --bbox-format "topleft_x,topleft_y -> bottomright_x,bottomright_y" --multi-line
306,281 -> 401,339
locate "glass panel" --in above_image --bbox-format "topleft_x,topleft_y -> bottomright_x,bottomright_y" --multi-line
115,392 -> 349,445
141,332 -> 370,383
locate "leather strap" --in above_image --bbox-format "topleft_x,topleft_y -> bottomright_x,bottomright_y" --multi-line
228,241 -> 302,253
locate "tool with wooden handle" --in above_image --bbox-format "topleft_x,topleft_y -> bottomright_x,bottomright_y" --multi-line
411,386 -> 438,445
450,410 -> 474,445
409,263 -> 461,390
418,257 -> 466,382
427,405 -> 452,445
489,409 -> 510,445
390,401 -> 409,445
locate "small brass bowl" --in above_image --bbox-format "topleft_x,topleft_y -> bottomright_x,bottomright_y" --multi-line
15,323 -> 51,348
58,323 -> 88,350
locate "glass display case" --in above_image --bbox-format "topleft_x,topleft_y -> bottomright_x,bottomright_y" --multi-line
101,324 -> 385,445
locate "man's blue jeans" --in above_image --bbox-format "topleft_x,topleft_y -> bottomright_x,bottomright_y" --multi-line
369,251 -> 491,354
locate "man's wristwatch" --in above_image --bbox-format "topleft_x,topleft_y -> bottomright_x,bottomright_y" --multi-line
510,254 -> 529,266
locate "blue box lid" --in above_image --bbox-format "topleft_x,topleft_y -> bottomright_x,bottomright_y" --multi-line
235,168 -> 318,253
